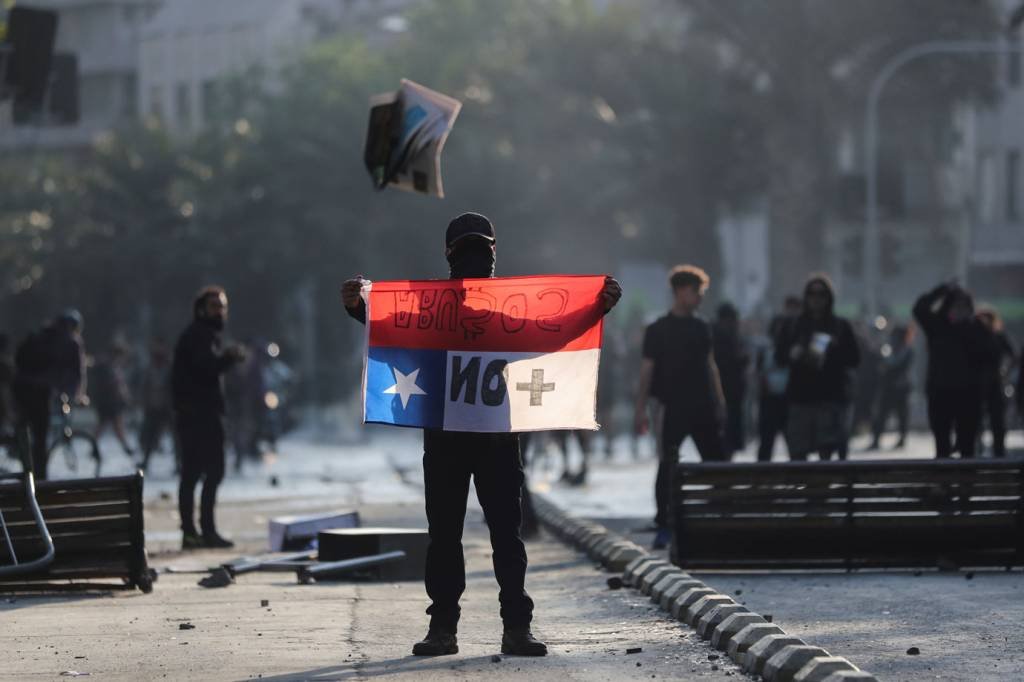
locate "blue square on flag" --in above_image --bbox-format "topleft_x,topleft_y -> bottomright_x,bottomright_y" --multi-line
365,347 -> 445,429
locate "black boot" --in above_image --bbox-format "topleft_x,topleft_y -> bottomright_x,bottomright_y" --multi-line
501,627 -> 547,656
202,532 -> 235,549
412,628 -> 458,656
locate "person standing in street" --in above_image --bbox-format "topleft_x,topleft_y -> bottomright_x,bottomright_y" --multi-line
634,265 -> 726,550
913,282 -> 996,459
756,296 -> 800,461
138,339 -> 173,472
974,307 -> 1016,457
92,342 -> 136,458
868,324 -> 915,450
341,212 -> 622,657
13,310 -> 87,479
775,274 -> 860,461
173,286 -> 246,550
712,302 -> 749,458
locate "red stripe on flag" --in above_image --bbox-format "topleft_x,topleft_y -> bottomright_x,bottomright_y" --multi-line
367,275 -> 605,352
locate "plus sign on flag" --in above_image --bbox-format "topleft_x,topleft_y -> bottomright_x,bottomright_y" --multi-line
360,275 -> 606,432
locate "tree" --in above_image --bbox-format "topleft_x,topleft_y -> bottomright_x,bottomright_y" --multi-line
680,0 -> 1000,301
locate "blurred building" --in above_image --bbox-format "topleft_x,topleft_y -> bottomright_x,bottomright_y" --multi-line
138,0 -> 417,134
0,0 -> 162,149
964,10 -> 1024,300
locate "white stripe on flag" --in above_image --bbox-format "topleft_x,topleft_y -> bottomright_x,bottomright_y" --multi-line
442,349 -> 600,432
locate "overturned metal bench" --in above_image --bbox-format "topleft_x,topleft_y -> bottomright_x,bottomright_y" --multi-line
672,459 -> 1024,570
0,472 -> 154,592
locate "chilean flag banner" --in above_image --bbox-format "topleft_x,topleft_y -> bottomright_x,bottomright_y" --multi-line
360,275 -> 605,432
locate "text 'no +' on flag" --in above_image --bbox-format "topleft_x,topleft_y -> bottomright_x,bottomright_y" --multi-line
361,275 -> 605,432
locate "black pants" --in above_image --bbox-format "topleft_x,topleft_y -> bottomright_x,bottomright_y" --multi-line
422,429 -> 533,632
872,387 -> 909,445
14,383 -> 51,480
757,394 -> 787,462
176,412 -> 226,536
980,383 -> 1007,457
927,388 -> 981,459
655,403 -> 723,528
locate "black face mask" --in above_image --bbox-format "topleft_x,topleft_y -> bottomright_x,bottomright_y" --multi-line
199,314 -> 226,332
448,240 -> 495,279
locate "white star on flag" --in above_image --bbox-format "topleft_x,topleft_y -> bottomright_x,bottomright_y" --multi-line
383,367 -> 427,409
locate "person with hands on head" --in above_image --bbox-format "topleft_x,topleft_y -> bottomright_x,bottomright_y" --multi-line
341,212 -> 621,658
634,264 -> 726,552
173,286 -> 248,550
912,280 -> 997,459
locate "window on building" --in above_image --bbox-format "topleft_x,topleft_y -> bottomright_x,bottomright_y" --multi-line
1008,149 -> 1020,222
1010,36 -> 1021,88
978,152 -> 997,224
149,85 -> 163,120
201,80 -> 219,123
176,82 -> 191,131
121,75 -> 137,119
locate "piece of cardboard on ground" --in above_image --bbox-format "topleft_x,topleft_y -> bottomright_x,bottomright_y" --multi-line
268,509 -> 359,551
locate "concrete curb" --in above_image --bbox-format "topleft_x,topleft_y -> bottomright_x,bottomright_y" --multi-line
531,492 -> 875,681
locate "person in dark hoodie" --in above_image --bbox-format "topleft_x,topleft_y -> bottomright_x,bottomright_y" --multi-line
775,274 -> 860,461
173,286 -> 247,550
340,213 -> 623,658
712,302 -> 749,457
912,282 -> 995,458
973,306 -> 1015,457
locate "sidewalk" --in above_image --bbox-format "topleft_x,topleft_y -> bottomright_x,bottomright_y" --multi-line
3,496 -> 745,681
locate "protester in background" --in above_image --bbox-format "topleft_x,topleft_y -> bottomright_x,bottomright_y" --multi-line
775,274 -> 860,461
138,339 -> 173,472
173,286 -> 246,550
93,342 -> 136,457
13,310 -> 87,479
0,334 -> 13,434
975,307 -> 1016,457
869,324 -> 914,450
756,296 -> 801,461
712,302 -> 749,457
912,282 -> 995,459
635,265 -> 726,550
341,213 -> 622,657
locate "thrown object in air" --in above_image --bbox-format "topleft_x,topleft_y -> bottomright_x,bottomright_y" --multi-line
364,79 -> 462,198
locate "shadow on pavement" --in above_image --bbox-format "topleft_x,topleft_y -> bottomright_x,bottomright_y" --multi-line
250,654 -> 517,681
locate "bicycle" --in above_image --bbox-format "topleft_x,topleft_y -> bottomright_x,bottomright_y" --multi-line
47,394 -> 102,478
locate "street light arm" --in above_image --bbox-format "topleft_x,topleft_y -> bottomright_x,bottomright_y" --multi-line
862,40 -> 1024,318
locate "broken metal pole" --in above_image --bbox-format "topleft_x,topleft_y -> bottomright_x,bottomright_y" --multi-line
297,550 -> 406,584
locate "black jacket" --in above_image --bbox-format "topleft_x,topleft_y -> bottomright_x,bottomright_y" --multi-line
172,319 -> 236,417
912,285 -> 996,392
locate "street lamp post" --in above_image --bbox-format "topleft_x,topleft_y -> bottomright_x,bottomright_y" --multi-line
863,40 -> 1023,317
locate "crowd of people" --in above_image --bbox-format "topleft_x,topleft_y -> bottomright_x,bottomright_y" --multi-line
0,290 -> 297,549
636,265 -> 1022,548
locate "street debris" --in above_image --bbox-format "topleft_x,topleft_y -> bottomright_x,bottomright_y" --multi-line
178,623 -> 195,630
490,655 -> 502,663
197,568 -> 233,588
607,576 -> 623,590
59,672 -> 90,677
626,647 -> 642,654
907,647 -> 920,655
260,599 -> 269,607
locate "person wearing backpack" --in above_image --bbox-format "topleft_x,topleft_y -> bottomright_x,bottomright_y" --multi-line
13,310 -> 87,479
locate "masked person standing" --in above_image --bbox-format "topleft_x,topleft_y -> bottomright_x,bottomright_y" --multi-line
341,212 -> 622,657
775,274 -> 860,461
173,287 -> 246,550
